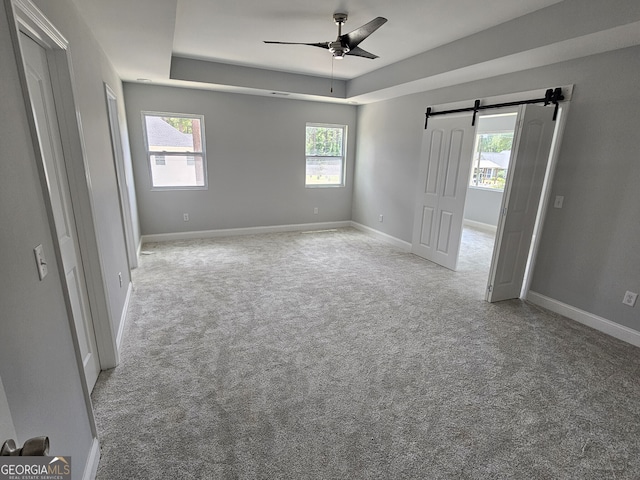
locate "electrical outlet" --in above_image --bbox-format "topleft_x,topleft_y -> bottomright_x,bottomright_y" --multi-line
313,207 -> 318,214
622,291 -> 638,307
183,213 -> 189,221
379,214 -> 383,222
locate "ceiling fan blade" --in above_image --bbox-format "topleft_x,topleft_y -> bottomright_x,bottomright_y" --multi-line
263,41 -> 329,50
342,17 -> 387,50
345,46 -> 379,59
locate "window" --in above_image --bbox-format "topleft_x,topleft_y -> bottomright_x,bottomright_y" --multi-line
142,113 -> 207,189
305,123 -> 346,187
469,113 -> 517,191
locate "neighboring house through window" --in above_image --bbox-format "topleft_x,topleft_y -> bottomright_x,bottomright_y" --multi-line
470,149 -> 512,190
305,123 -> 346,187
469,113 -> 517,191
142,113 -> 207,189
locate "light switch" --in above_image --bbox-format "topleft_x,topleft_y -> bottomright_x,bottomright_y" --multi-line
34,244 -> 48,281
553,196 -> 564,209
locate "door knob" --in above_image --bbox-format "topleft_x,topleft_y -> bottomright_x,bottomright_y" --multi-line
1,437 -> 49,456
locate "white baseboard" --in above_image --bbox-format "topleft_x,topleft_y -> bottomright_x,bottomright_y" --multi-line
116,281 -> 132,353
463,219 -> 497,233
527,291 -> 640,348
82,437 -> 100,480
141,221 -> 352,244
350,222 -> 412,252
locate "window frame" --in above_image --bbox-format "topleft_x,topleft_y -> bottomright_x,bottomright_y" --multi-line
305,122 -> 347,188
469,113 -> 517,192
141,111 -> 208,191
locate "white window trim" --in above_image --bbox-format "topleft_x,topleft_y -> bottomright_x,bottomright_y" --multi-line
141,111 -> 208,191
305,122 -> 347,188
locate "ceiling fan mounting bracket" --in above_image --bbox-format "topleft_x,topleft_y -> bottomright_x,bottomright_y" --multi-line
333,13 -> 348,25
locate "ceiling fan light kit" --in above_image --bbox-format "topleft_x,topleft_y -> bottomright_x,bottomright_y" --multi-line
264,12 -> 387,61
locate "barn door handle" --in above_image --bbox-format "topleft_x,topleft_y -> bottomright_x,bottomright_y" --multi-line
1,436 -> 49,456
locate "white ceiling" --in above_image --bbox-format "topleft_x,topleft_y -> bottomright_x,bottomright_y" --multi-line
69,0 -> 640,103
172,0 -> 562,79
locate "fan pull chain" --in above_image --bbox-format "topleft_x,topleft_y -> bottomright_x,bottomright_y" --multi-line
330,57 -> 334,93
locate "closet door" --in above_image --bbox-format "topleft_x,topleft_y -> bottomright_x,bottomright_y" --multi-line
21,33 -> 101,390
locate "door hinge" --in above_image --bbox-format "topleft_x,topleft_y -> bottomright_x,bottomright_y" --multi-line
488,285 -> 493,292
502,207 -> 507,216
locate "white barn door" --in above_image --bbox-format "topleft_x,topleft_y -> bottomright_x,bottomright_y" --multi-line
412,115 -> 475,270
487,105 -> 556,302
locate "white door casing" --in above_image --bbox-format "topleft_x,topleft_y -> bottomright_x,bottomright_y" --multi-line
487,104 -> 556,302
411,114 -> 476,271
21,33 -> 101,391
105,84 -> 137,269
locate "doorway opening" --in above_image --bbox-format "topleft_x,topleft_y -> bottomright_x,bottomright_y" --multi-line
461,112 -> 518,277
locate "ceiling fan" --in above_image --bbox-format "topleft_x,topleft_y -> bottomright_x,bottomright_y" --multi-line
264,13 -> 388,60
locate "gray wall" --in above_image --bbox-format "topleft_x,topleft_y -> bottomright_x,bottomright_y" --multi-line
0,4 -> 94,477
464,189 -> 503,227
124,84 -> 357,235
353,93 -> 423,239
34,0 -> 137,339
353,46 -> 640,332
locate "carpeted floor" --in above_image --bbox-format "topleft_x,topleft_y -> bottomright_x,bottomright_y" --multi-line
91,227 -> 640,479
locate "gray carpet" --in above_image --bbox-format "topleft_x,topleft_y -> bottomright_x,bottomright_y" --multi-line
91,227 -> 640,479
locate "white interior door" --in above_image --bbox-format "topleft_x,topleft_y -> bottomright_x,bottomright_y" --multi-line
21,33 -> 101,391
0,376 -> 17,445
412,115 -> 476,270
487,104 -> 556,302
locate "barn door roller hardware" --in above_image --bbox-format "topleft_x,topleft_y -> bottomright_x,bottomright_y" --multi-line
424,87 -> 565,129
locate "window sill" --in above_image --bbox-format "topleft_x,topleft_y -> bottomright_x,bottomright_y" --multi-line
305,184 -> 345,189
151,186 -> 208,191
468,186 -> 504,193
